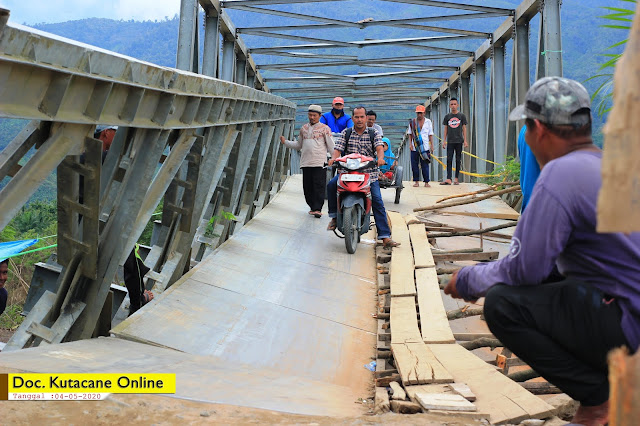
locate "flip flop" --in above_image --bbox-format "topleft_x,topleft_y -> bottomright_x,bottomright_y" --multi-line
327,218 -> 337,231
440,181 -> 451,185
383,239 -> 401,248
308,211 -> 315,215
313,211 -> 322,218
413,182 -> 419,187
453,181 -> 460,185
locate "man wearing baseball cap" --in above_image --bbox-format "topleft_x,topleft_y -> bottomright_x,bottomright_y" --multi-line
320,97 -> 354,133
406,105 -> 434,187
444,77 -> 640,425
281,105 -> 334,218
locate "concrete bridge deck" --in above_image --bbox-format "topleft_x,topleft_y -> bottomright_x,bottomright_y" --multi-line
0,175 -> 521,418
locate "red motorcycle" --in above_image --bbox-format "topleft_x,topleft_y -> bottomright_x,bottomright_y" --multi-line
332,153 -> 376,254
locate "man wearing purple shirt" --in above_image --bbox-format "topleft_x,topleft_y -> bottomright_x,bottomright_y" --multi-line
445,77 -> 640,426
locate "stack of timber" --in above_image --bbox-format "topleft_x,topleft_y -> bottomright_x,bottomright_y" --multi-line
373,211 -> 554,423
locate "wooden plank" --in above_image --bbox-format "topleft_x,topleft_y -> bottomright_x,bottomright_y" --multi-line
448,383 -> 477,401
391,342 -> 454,385
390,296 -> 421,344
415,392 -> 477,412
408,223 -> 435,269
432,251 -> 499,262
388,211 -> 411,246
415,268 -> 455,344
429,344 -> 554,424
389,249 -> 415,296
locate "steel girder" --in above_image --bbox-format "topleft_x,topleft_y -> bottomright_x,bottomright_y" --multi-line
0,10 -> 295,349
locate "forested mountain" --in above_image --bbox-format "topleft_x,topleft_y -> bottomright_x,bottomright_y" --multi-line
0,0 -> 633,200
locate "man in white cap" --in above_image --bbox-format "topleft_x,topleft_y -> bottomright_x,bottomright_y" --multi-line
320,97 -> 354,133
281,105 -> 334,218
445,77 -> 640,425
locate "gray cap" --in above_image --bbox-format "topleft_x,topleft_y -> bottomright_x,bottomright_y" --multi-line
508,77 -> 591,126
308,104 -> 322,114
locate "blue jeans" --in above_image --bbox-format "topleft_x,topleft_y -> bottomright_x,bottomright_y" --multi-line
327,175 -> 392,239
411,150 -> 429,182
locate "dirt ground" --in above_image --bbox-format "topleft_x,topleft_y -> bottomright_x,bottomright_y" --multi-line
0,389 -> 487,425
0,328 -> 14,343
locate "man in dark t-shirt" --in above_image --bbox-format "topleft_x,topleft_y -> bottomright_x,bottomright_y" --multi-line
0,259 -> 8,316
441,98 -> 468,185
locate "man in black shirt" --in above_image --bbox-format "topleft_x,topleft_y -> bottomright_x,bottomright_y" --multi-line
0,259 -> 8,316
441,98 -> 468,185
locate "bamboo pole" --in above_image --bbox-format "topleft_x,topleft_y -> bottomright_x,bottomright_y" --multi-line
436,181 -> 520,204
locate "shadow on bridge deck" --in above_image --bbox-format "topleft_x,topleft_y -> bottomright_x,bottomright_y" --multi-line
0,175 -> 378,417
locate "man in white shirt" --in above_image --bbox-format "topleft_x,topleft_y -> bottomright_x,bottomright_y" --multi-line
406,105 -> 434,187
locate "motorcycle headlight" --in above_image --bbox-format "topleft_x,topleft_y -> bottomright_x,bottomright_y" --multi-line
345,158 -> 361,170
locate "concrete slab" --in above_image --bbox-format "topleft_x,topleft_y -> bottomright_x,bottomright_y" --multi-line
0,338 -> 366,416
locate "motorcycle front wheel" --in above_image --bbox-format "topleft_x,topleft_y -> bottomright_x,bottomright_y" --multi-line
343,205 -> 361,254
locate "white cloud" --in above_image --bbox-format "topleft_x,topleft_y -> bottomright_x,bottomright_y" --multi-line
0,0 -> 179,25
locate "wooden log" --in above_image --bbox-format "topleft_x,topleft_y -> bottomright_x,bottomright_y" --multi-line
437,266 -> 462,275
507,369 -> 540,382
459,338 -> 503,351
375,369 -> 398,378
377,350 -> 392,359
374,387 -> 391,414
455,332 -> 495,341
390,381 -> 408,401
597,6 -> 640,233
376,374 -> 401,387
413,186 -> 521,212
520,382 -> 562,395
436,181 -> 520,204
609,347 -> 640,424
433,251 -> 499,262
390,400 -> 423,414
432,247 -> 483,254
428,221 -> 517,238
447,306 -> 484,320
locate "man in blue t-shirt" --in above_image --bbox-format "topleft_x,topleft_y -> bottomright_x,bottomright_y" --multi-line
517,125 -> 541,212
445,77 -> 640,425
0,259 -> 8,316
320,97 -> 353,133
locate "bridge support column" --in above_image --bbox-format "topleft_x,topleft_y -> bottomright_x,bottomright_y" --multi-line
492,43 -> 507,166
236,58 -> 247,85
203,11 -> 220,78
221,39 -> 236,82
474,61 -> 488,175
543,0 -> 563,77
177,0 -> 198,72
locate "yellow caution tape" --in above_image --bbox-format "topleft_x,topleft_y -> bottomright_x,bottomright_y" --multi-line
430,154 -> 501,178
432,134 -> 501,166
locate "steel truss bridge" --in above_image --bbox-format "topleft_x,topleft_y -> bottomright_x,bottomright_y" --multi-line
0,0 -> 561,356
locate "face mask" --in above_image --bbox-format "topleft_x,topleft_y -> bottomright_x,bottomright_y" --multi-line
332,108 -> 343,115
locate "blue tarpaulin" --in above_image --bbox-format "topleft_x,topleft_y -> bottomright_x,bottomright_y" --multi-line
0,239 -> 38,261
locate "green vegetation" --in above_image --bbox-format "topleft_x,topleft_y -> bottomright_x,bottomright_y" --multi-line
0,200 -> 58,330
588,0 -> 637,117
205,210 -> 237,238
481,157 -> 521,187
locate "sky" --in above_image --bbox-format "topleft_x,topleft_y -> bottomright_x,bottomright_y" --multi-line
0,0 -> 180,25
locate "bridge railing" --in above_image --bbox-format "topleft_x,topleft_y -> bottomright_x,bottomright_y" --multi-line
0,5 -> 296,349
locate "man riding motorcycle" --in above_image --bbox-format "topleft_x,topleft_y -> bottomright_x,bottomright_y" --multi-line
326,106 -> 400,249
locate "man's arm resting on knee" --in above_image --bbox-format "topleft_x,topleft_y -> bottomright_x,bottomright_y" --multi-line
454,182 -> 573,301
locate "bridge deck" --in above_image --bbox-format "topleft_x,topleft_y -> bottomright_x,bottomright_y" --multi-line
0,175 -> 522,418
0,175 -> 378,417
